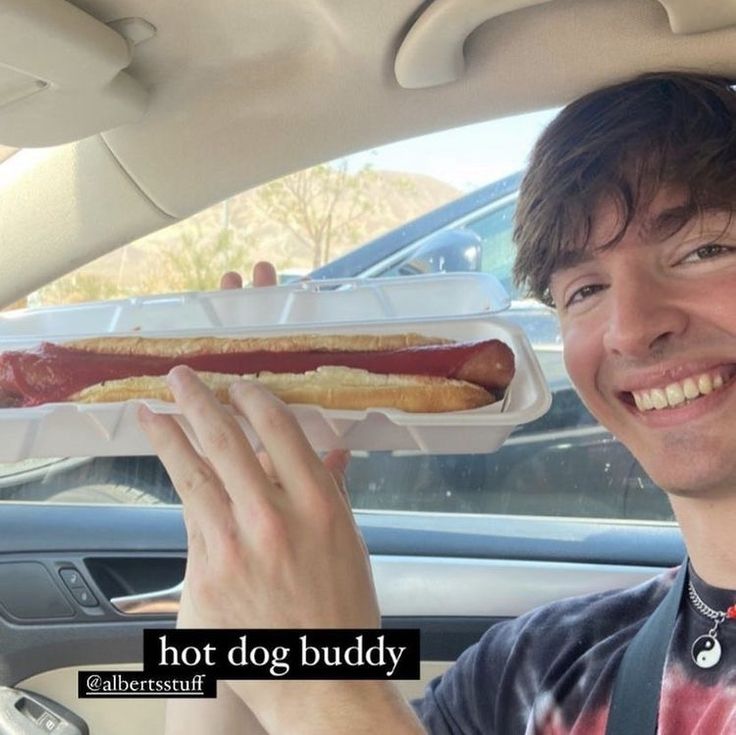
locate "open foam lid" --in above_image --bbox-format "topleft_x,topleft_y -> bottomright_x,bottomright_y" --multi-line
0,273 -> 510,342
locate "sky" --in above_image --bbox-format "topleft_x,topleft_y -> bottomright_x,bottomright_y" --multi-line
341,107 -> 561,193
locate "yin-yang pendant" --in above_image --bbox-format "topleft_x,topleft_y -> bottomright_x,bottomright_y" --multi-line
692,634 -> 722,668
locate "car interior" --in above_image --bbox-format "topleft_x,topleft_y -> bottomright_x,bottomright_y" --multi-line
1,0 -> 735,732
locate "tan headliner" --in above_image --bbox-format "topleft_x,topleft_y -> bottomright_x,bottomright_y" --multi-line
1,0 -> 735,306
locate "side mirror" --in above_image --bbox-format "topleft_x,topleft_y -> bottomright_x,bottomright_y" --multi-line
395,229 -> 482,276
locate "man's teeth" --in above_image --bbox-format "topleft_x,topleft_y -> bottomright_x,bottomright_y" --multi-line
632,372 -> 728,411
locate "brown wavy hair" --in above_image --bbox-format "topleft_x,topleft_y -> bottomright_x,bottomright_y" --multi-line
513,72 -> 736,305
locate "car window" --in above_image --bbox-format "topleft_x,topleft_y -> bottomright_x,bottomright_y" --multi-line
375,200 -> 520,296
0,109 -> 674,523
22,162 -> 462,308
467,202 -> 519,298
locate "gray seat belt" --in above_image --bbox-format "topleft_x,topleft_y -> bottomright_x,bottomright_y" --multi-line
605,560 -> 688,735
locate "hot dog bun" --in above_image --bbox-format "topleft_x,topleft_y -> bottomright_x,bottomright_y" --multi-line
65,333 -> 449,356
70,366 -> 495,413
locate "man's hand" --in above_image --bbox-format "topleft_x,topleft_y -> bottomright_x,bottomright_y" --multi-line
160,262 -> 281,735
140,369 -> 377,628
141,262 -> 423,733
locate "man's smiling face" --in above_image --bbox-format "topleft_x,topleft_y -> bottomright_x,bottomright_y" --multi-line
550,189 -> 736,498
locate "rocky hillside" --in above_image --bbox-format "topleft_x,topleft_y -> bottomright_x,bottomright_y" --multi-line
32,167 -> 462,305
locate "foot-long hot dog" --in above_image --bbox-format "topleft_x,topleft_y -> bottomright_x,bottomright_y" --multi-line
0,333 -> 515,413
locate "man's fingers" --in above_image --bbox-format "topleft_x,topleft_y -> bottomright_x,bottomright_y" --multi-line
252,261 -> 278,288
323,449 -> 350,477
229,381 -> 332,498
137,405 -> 231,541
220,271 -> 243,290
220,262 -> 277,289
257,447 -> 348,502
323,449 -> 351,504
256,449 -> 281,486
182,507 -> 208,563
166,366 -> 274,504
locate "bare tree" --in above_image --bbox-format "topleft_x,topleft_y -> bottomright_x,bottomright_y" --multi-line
143,224 -> 257,293
249,161 -> 415,269
36,272 -> 126,306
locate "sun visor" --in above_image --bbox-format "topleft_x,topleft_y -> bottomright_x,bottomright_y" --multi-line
655,0 -> 736,35
395,0 -> 554,89
0,0 -> 150,147
396,0 -> 736,89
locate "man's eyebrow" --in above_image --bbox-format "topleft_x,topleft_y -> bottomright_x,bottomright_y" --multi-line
549,204 -> 716,283
643,204 -> 696,240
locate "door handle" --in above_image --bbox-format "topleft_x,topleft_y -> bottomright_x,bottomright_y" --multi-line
0,686 -> 88,734
109,581 -> 182,615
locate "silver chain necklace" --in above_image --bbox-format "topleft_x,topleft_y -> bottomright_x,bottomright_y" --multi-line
688,580 -> 736,668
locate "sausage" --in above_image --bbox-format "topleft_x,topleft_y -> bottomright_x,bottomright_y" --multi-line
0,333 -> 515,412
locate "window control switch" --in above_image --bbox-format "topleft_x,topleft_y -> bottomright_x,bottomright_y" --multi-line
59,568 -> 99,608
1,686 -> 88,734
59,569 -> 85,589
68,585 -> 98,608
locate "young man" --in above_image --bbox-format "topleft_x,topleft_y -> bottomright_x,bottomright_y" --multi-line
141,72 -> 736,733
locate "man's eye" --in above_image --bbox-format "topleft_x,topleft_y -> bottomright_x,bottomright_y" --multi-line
680,243 -> 735,263
565,284 -> 605,308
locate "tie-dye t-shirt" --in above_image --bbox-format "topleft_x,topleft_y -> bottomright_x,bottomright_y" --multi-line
413,564 -> 736,734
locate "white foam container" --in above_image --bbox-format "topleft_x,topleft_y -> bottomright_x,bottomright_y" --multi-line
2,274 -> 511,336
0,274 -> 551,459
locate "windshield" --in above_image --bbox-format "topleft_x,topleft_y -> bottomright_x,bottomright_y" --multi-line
0,108 -> 674,523
0,146 -> 18,165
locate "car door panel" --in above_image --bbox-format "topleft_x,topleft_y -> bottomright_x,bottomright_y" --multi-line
17,665 -> 164,735
0,504 -> 682,733
15,662 -> 440,734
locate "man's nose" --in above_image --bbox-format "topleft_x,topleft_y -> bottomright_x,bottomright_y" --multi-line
602,277 -> 688,358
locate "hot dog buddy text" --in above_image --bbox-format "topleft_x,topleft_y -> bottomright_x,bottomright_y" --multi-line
143,629 -> 421,680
